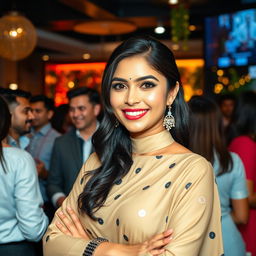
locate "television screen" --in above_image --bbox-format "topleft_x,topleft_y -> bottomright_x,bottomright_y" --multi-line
205,8 -> 256,68
242,0 -> 256,3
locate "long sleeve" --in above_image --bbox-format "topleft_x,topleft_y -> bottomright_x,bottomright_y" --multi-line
230,152 -> 248,199
47,139 -> 64,200
164,158 -> 223,255
43,153 -> 100,256
15,151 -> 49,241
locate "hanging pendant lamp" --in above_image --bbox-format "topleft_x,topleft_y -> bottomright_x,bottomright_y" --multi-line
0,11 -> 37,61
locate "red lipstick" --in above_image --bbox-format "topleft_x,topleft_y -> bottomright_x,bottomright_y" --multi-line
122,109 -> 148,120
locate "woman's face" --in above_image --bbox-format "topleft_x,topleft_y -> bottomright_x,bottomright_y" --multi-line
110,55 -> 178,138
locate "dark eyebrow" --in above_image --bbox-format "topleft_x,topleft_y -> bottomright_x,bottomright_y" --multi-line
111,75 -> 159,83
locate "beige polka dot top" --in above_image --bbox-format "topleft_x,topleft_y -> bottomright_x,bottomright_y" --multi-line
44,130 -> 224,256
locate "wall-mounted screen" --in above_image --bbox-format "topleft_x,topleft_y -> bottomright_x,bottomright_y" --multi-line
205,8 -> 256,68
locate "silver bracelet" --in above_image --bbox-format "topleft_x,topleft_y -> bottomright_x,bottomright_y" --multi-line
83,237 -> 109,256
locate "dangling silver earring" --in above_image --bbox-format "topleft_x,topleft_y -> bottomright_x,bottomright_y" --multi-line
163,105 -> 175,131
115,119 -> 119,128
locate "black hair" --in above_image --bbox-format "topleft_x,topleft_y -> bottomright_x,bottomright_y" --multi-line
229,91 -> 256,142
78,36 -> 189,219
51,104 -> 72,134
30,94 -> 55,111
67,87 -> 100,105
217,93 -> 237,106
188,96 -> 233,176
0,95 -> 11,173
0,88 -> 31,109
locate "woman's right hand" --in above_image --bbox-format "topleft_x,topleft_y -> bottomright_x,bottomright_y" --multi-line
135,229 -> 173,256
98,229 -> 173,256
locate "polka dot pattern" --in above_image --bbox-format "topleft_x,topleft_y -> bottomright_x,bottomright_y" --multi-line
138,209 -> 146,217
169,163 -> 176,169
198,196 -> 206,204
135,168 -> 142,174
73,145 -> 223,254
123,234 -> 129,241
185,182 -> 192,190
165,181 -> 171,188
115,179 -> 122,185
114,194 -> 121,200
98,218 -> 104,225
209,232 -> 215,239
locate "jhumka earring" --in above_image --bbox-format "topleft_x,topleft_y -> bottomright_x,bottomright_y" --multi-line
163,105 -> 175,131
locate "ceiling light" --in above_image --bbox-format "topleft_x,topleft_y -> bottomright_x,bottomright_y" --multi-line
169,0 -> 179,4
0,11 -> 37,61
154,26 -> 165,34
74,20 -> 137,35
9,83 -> 18,90
42,55 -> 49,61
83,53 -> 91,60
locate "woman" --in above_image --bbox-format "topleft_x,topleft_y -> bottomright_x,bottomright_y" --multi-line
229,91 -> 256,256
0,95 -> 48,255
189,96 -> 248,256
43,36 -> 223,255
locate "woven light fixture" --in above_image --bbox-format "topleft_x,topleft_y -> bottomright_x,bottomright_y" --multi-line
0,11 -> 37,61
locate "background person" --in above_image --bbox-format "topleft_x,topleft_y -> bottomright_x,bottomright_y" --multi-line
51,103 -> 73,134
44,36 -> 223,256
26,94 -> 61,220
0,89 -> 34,149
217,93 -> 236,129
229,91 -> 256,256
0,95 -> 48,256
47,87 -> 101,208
189,95 -> 248,256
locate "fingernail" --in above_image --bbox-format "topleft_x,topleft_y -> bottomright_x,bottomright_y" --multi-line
58,211 -> 64,215
67,206 -> 72,211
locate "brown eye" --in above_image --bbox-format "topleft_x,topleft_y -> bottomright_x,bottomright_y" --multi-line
141,82 -> 156,89
111,83 -> 126,90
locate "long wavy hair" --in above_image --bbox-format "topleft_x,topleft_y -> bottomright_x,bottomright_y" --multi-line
78,36 -> 189,219
0,95 -> 11,173
188,96 -> 233,176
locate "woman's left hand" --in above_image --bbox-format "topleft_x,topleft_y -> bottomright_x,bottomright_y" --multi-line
56,206 -> 89,240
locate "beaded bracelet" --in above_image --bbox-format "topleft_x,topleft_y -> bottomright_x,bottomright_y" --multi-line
83,237 -> 109,256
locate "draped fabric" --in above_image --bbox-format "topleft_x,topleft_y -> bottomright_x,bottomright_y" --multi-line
44,130 -> 223,256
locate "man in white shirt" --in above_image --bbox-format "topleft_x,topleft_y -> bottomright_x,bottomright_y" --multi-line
0,89 -> 34,149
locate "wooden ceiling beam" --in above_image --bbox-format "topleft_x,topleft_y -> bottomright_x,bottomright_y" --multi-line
58,0 -> 116,19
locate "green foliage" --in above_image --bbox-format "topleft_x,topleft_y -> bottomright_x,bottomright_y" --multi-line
170,4 -> 190,50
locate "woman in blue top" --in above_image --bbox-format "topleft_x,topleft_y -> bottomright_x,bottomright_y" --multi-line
188,96 -> 249,256
0,95 -> 48,256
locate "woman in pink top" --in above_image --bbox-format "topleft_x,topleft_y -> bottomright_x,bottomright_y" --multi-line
229,91 -> 256,256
